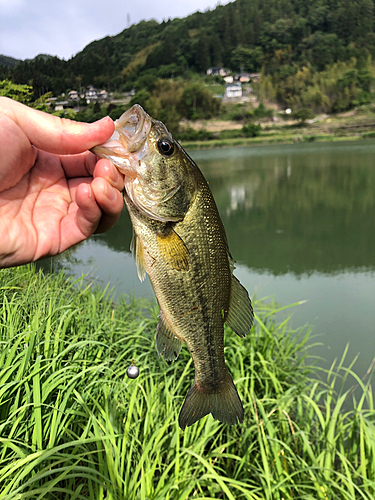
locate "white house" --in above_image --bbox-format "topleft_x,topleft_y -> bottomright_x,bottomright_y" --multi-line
85,86 -> 98,103
225,82 -> 242,98
68,90 -> 79,101
97,90 -> 108,102
85,86 -> 108,104
54,101 -> 69,111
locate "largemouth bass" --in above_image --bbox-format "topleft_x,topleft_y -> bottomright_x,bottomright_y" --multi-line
92,105 -> 254,429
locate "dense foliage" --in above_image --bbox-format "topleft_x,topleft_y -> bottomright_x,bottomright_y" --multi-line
0,55 -> 20,69
0,80 -> 33,103
2,0 -> 375,101
0,265 -> 374,498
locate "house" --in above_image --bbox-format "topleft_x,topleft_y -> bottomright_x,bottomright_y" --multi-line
85,86 -> 97,104
249,73 -> 261,82
225,82 -> 242,98
68,90 -> 79,101
234,72 -> 261,83
46,96 -> 57,107
97,90 -> 108,102
206,67 -> 228,77
54,101 -> 69,111
85,86 -> 108,104
234,73 -> 251,83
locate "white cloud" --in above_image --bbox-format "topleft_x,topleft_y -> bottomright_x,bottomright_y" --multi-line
0,0 -> 27,16
0,0 -> 233,60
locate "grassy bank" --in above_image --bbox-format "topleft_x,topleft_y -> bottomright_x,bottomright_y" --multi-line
0,265 -> 374,499
181,126 -> 375,150
181,133 -> 361,150
180,105 -> 375,150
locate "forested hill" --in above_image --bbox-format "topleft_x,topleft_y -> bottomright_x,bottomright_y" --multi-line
1,0 -> 375,97
0,55 -> 20,69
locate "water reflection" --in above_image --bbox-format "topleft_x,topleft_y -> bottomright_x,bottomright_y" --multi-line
194,142 -> 375,276
39,140 -> 375,378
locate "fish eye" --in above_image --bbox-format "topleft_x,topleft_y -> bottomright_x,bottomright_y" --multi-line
157,138 -> 174,156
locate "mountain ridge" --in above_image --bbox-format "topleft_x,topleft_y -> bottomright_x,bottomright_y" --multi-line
1,0 -> 374,99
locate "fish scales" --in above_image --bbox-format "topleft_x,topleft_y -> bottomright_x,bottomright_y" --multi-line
126,170 -> 230,386
91,104 -> 254,430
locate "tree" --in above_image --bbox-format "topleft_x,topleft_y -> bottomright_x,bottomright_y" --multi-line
31,91 -> 54,112
209,34 -> 222,67
292,108 -> 314,124
0,80 -> 33,103
300,32 -> 342,71
195,35 -> 210,73
178,81 -> 220,120
130,89 -> 151,110
231,45 -> 263,72
357,69 -> 373,92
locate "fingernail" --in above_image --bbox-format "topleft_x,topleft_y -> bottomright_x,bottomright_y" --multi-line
94,116 -> 112,125
110,166 -> 120,183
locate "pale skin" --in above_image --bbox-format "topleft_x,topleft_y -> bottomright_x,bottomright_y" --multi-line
0,97 -> 125,268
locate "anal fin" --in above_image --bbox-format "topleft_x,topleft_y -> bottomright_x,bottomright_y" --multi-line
156,314 -> 183,362
156,227 -> 189,271
225,275 -> 254,338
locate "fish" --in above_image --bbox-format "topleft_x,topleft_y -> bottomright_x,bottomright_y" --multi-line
91,104 -> 254,429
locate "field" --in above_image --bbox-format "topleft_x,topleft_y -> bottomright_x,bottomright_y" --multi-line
0,265 -> 375,499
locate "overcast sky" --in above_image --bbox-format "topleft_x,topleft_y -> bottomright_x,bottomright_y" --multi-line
0,0 -> 232,61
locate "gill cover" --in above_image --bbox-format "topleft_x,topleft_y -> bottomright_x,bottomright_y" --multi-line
91,104 -> 196,222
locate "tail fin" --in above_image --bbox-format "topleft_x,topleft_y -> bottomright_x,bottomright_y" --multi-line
178,373 -> 244,430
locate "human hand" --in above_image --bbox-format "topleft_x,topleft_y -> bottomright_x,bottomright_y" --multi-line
0,97 -> 124,268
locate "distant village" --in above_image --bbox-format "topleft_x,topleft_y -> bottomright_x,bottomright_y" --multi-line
206,67 -> 260,99
47,69 -> 261,111
48,86 -> 132,111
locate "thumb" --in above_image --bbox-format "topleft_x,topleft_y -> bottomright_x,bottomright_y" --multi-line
0,97 -> 114,155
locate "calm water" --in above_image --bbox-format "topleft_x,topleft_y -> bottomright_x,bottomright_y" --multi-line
41,140 -> 375,378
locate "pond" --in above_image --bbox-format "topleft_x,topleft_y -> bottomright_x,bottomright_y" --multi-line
40,140 -> 375,379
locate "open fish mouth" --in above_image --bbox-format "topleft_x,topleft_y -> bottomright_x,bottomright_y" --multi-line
91,104 -> 152,175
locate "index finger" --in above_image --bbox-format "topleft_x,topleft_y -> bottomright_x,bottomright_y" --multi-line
58,150 -> 98,178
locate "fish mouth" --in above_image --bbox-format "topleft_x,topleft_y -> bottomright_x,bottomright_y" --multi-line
91,104 -> 152,175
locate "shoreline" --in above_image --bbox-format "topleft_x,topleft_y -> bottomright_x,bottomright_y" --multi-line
181,131 -> 372,150
179,108 -> 375,150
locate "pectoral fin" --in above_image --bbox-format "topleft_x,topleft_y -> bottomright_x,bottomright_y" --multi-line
225,275 -> 254,338
157,227 -> 189,271
156,314 -> 183,361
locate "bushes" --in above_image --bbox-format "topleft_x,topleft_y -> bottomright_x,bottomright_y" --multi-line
242,123 -> 262,137
178,127 -> 214,142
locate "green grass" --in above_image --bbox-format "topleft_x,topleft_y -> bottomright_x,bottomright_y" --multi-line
0,265 -> 374,499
